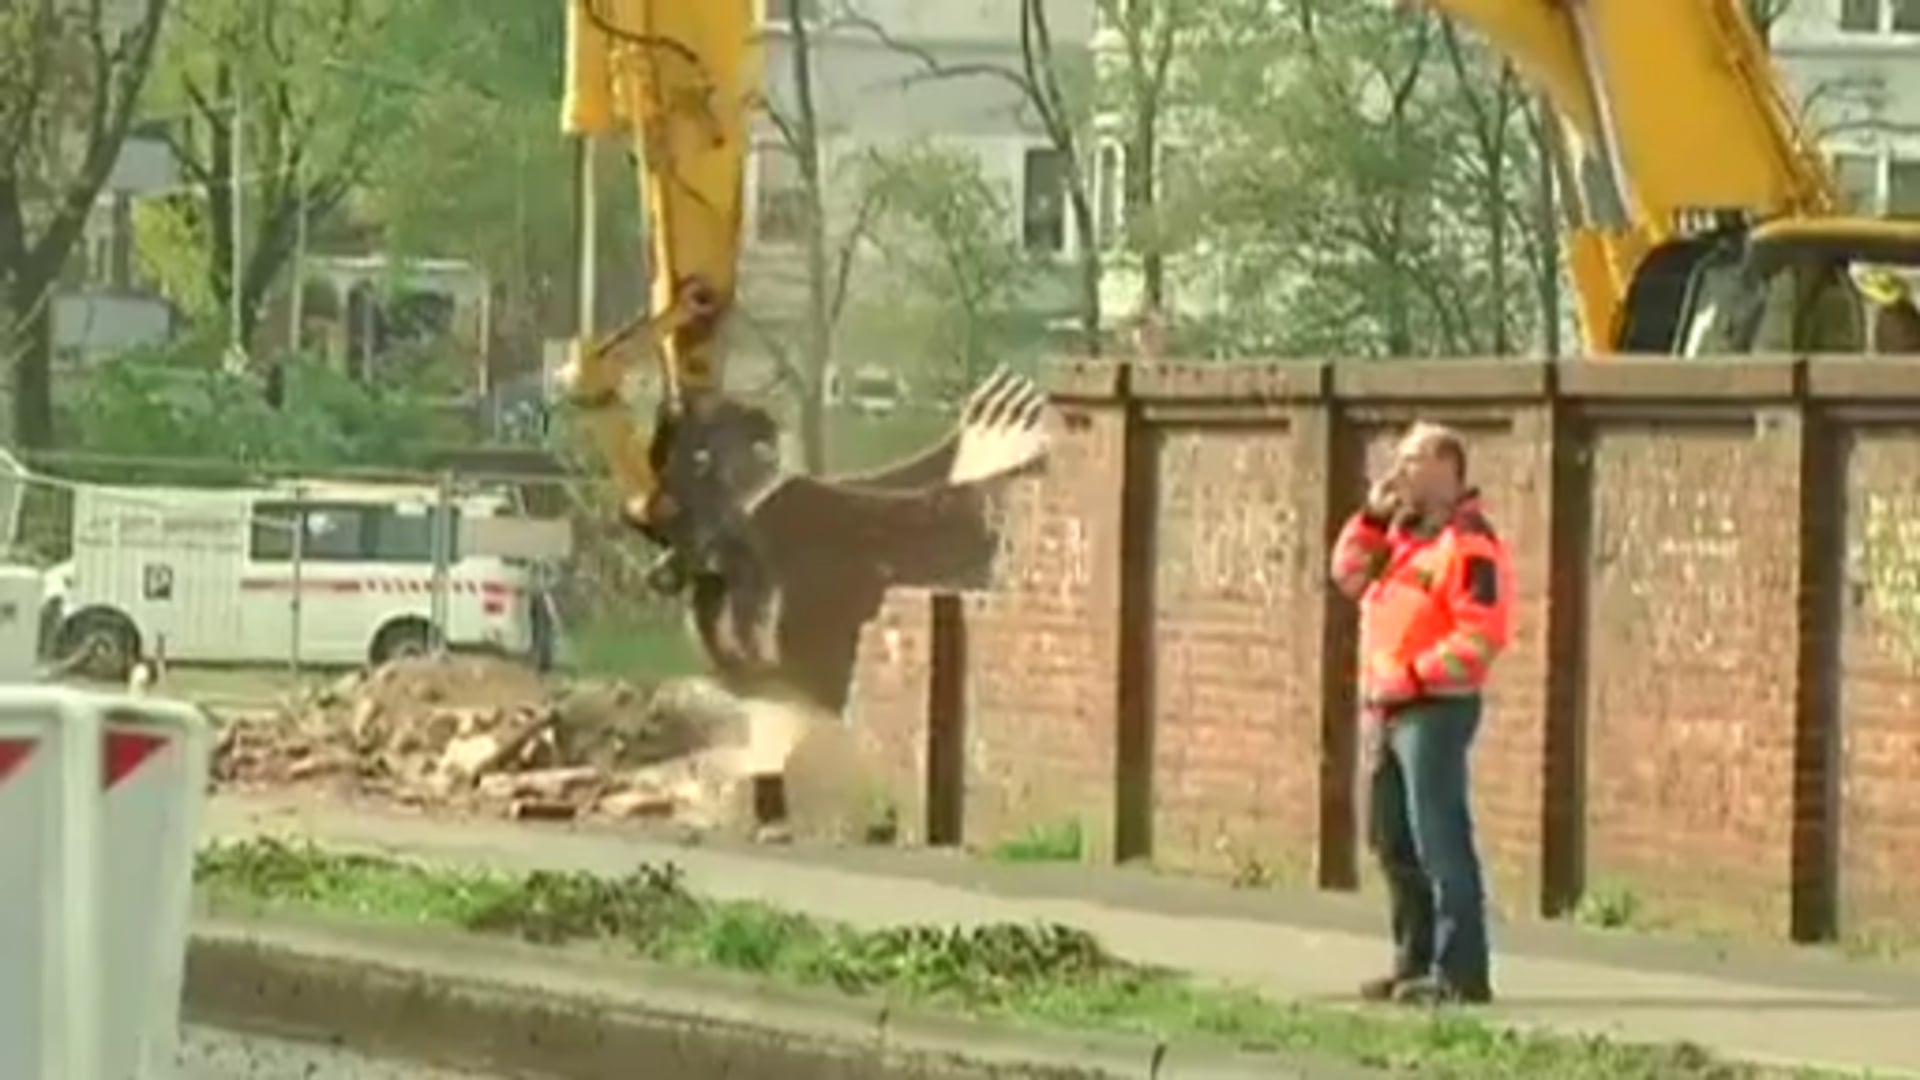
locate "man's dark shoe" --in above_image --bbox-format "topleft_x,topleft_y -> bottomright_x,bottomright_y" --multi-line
1390,975 -> 1493,1006
1358,974 -> 1414,1002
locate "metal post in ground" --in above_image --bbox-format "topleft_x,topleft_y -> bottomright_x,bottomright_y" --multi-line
288,489 -> 304,679
429,470 -> 453,653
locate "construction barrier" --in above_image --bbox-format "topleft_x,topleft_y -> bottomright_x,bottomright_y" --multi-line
0,687 -> 211,1080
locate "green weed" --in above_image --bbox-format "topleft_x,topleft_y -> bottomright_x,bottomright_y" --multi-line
990,819 -> 1086,864
193,838 -> 1864,1080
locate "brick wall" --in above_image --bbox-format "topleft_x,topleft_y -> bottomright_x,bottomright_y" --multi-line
1838,424 -> 1920,937
848,357 -> 1920,943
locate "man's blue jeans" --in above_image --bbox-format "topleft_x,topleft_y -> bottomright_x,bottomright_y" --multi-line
1367,695 -> 1491,995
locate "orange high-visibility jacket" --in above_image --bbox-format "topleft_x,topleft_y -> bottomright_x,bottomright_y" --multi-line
1328,491 -> 1512,708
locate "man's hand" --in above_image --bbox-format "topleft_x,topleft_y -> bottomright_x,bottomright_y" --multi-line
1364,472 -> 1404,520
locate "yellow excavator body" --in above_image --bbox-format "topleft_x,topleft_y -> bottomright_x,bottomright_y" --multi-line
1417,0 -> 1920,359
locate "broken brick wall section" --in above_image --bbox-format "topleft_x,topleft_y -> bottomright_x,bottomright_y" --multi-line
844,357 -> 1920,943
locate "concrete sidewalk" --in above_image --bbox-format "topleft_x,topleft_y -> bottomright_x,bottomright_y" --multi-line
205,793 -> 1920,1078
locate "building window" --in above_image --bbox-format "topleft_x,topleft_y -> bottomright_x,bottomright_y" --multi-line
1834,152 -> 1881,213
765,0 -> 817,23
1840,0 -> 1920,31
249,502 -> 457,563
1888,157 -> 1920,217
754,145 -> 807,244
1021,147 -> 1068,253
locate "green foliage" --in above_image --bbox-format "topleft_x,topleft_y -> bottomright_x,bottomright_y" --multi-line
135,0 -> 425,353
196,837 -> 1850,1079
56,338 -> 445,477
991,819 -> 1087,864
564,608 -> 704,682
1090,0 -> 1206,262
848,144 -> 1046,399
355,0 -> 589,351
357,0 -> 579,270
129,200 -> 222,323
1574,882 -> 1648,932
1174,0 -> 1552,359
0,9 -> 48,154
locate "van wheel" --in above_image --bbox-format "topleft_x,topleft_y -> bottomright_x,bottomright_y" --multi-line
370,619 -> 433,666
57,610 -> 140,683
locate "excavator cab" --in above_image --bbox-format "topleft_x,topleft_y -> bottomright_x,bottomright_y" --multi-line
1671,218 -> 1920,358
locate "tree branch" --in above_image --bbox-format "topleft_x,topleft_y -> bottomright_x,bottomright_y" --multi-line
827,183 -> 885,326
0,1 -> 57,170
838,12 -> 1038,100
762,100 -> 802,153
25,0 -> 169,283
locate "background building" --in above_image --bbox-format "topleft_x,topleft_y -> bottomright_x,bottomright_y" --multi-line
1770,0 -> 1920,216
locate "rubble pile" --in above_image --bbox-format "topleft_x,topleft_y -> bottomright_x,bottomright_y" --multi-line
210,655 -> 757,824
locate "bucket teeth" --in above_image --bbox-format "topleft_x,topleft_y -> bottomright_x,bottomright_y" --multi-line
948,367 -> 1048,486
962,366 -> 1046,433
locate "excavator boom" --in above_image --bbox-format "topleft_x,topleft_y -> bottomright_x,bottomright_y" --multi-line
554,0 -> 1049,711
1414,0 -> 1866,354
559,0 -> 750,513
1424,0 -> 1830,222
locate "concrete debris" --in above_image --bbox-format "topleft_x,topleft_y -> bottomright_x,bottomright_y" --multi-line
208,655 -> 782,830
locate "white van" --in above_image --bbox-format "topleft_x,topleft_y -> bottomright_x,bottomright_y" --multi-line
50,479 -> 543,676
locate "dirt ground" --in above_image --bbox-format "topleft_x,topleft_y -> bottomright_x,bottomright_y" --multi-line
199,654 -> 894,842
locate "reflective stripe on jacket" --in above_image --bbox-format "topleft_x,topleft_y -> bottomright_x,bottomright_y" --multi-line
1328,492 -> 1512,708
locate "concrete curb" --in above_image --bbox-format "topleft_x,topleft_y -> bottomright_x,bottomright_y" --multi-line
182,912 -> 1382,1080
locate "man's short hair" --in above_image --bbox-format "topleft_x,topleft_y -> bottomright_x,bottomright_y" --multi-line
1405,421 -> 1468,481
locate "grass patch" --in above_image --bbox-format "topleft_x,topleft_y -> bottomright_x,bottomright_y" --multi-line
194,838 -> 1857,1080
825,408 -> 952,474
990,820 -> 1086,864
563,608 -> 704,682
1573,883 -> 1646,932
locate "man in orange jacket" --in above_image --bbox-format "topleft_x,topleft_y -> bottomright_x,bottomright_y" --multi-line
1329,421 -> 1511,1007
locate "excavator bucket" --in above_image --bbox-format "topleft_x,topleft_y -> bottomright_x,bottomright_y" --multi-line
671,368 -> 1050,712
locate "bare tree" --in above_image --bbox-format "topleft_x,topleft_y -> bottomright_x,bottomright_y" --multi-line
155,0 -> 403,392
858,143 -> 1038,395
1521,97 -> 1573,358
1098,0 -> 1194,314
0,0 -> 170,447
758,3 -> 885,472
1296,2 -> 1440,355
1440,24 -> 1524,355
848,0 -> 1104,354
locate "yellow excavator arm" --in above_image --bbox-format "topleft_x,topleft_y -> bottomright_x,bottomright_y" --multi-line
559,0 -> 752,526
1415,0 -> 1920,356
554,0 -> 1049,710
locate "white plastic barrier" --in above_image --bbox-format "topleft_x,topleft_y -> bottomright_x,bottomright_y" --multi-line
0,688 -> 211,1080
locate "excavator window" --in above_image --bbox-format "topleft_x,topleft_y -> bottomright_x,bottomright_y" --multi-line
1791,264 -> 1867,354
1870,296 -> 1920,353
1678,258 -> 1764,357
1705,259 -> 1920,356
1855,262 -> 1920,354
1743,260 -> 1920,355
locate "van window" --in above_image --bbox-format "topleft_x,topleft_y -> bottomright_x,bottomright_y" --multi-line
301,506 -> 372,561
369,506 -> 460,562
248,500 -> 461,563
249,502 -> 299,560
